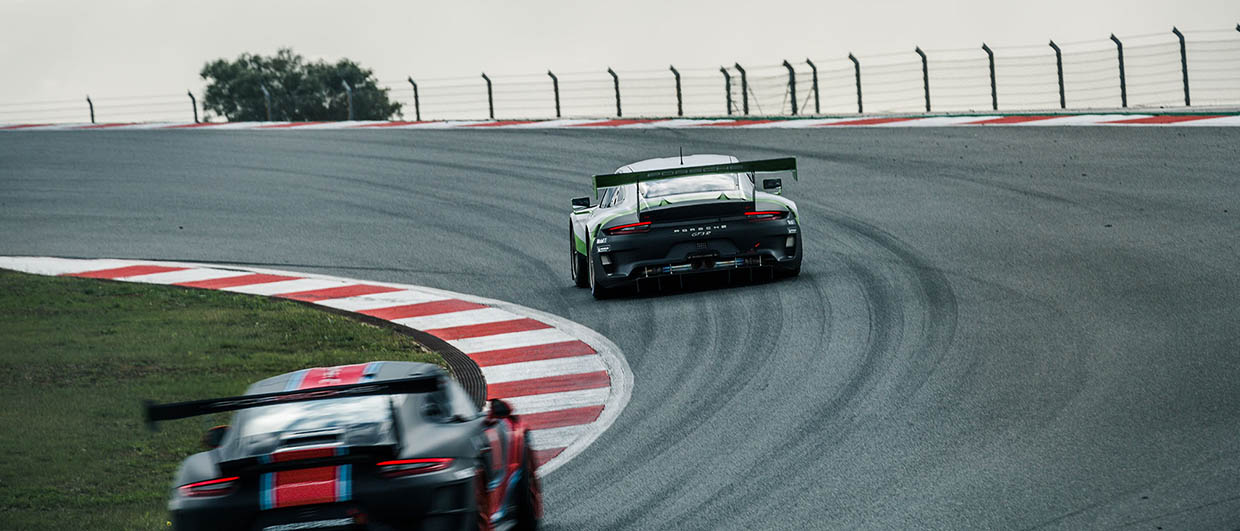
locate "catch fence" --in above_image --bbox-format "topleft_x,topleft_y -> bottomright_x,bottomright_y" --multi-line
2,26 -> 1238,124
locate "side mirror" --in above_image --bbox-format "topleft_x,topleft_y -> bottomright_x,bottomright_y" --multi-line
203,425 -> 228,449
762,178 -> 783,195
487,399 -> 513,420
571,197 -> 591,210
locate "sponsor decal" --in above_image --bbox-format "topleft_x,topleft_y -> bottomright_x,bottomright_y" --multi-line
788,227 -> 798,234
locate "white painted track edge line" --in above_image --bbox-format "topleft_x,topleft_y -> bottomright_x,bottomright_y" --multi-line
121,268 -> 254,285
473,298 -> 631,476
480,355 -> 606,385
527,424 -> 590,450
224,278 -> 348,295
315,290 -> 451,311
0,257 -> 150,276
502,388 -> 611,415
447,328 -> 577,354
392,307 -> 521,331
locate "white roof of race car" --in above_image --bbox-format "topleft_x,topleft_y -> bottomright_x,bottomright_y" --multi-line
615,154 -> 739,174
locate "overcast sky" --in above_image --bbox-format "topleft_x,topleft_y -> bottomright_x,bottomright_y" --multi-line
1,0 -> 1236,109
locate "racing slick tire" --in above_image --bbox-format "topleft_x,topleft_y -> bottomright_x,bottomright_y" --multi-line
473,458 -> 493,531
776,251 -> 803,278
514,442 -> 542,530
588,252 -> 614,300
570,226 -> 589,288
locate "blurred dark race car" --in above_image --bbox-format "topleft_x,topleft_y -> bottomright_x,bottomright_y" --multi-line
145,361 -> 541,531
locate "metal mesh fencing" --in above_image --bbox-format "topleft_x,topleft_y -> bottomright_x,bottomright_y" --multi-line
3,27 -> 1237,124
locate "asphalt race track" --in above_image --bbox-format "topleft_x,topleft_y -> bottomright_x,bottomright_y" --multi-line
2,127 -> 1238,529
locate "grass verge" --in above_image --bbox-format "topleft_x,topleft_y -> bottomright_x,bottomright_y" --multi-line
0,269 -> 443,530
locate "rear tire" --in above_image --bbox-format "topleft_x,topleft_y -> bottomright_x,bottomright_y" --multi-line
777,253 -> 802,278
473,459 -> 493,531
570,226 -> 589,288
589,254 -> 612,300
514,442 -> 541,530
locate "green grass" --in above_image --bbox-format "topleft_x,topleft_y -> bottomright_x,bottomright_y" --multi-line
0,270 -> 443,530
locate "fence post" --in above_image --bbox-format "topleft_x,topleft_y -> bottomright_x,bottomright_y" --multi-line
187,91 -> 198,123
547,70 -> 561,118
734,63 -> 749,115
1049,40 -> 1066,109
607,68 -> 622,117
1171,27 -> 1190,106
341,80 -> 354,121
86,95 -> 95,124
1110,34 -> 1127,108
849,53 -> 863,114
720,67 -> 733,115
260,85 -> 272,121
782,60 -> 798,115
406,77 -> 421,121
805,59 -> 820,114
915,47 -> 930,112
981,43 -> 997,110
481,73 -> 494,119
669,66 -> 683,117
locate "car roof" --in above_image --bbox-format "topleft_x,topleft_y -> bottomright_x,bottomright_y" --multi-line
244,361 -> 445,395
616,153 -> 738,174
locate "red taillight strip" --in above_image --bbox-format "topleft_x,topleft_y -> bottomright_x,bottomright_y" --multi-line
179,476 -> 239,496
376,457 -> 453,467
745,210 -> 788,222
605,221 -> 652,233
181,476 -> 239,488
377,457 -> 453,476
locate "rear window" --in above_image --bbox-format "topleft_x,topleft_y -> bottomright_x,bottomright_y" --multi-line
237,396 -> 392,438
639,173 -> 739,199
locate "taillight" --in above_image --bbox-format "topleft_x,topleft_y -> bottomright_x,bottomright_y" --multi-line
604,221 -> 651,235
178,476 -> 239,498
745,211 -> 788,222
377,458 -> 454,478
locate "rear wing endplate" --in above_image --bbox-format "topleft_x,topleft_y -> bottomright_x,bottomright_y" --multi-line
593,157 -> 797,193
144,375 -> 440,428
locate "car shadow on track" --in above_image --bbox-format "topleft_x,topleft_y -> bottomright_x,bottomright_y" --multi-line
598,269 -> 800,300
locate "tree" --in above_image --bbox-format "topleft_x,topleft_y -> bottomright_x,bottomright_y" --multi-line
200,49 -> 401,122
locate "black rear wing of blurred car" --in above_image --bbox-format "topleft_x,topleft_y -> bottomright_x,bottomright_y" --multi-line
593,157 -> 797,193
144,375 -> 441,428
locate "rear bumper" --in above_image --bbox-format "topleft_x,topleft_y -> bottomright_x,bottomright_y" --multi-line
593,217 -> 801,288
170,462 -> 477,531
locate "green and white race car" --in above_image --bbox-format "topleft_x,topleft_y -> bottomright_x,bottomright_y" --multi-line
569,154 -> 801,298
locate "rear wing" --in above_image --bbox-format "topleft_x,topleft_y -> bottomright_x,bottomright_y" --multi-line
593,157 -> 797,193
143,375 -> 440,428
